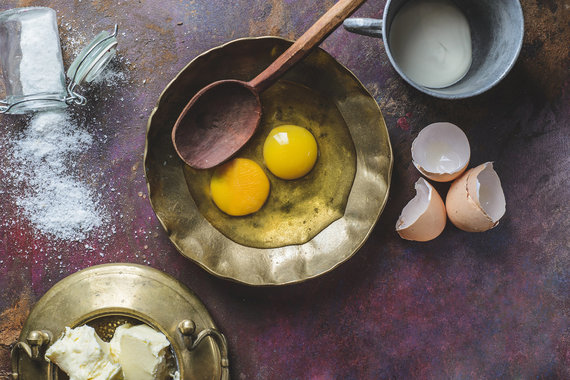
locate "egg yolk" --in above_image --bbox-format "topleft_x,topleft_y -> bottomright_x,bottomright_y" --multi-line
263,125 -> 318,180
210,158 -> 270,216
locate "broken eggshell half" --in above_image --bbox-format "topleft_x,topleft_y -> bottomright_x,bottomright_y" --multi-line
446,162 -> 506,232
396,177 -> 447,242
411,122 -> 470,182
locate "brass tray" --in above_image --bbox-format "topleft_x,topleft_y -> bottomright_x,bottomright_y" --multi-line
145,37 -> 392,286
11,264 -> 228,380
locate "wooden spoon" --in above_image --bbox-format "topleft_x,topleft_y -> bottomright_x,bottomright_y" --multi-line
171,0 -> 365,169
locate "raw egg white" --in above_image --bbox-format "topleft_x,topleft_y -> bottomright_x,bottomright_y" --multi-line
263,125 -> 318,180
396,177 -> 447,241
210,158 -> 270,216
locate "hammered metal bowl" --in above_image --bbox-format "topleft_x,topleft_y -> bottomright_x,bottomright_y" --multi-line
145,37 -> 392,286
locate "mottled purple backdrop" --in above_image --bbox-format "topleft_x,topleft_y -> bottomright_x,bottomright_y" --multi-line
0,0 -> 568,379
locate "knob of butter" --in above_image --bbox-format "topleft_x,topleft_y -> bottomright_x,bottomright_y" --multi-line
109,324 -> 170,380
45,325 -> 121,380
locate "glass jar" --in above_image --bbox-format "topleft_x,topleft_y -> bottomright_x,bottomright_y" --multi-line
0,7 -> 118,115
0,7 -> 67,114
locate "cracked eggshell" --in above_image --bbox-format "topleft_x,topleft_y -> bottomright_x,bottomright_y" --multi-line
396,177 -> 447,241
411,122 -> 470,182
446,162 -> 506,232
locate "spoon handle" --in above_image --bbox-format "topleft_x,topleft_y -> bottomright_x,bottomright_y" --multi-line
248,0 -> 366,92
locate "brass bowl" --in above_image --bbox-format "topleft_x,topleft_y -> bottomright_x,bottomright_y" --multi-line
11,264 -> 228,380
145,37 -> 392,286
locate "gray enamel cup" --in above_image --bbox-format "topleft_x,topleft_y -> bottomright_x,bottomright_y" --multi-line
343,0 -> 524,99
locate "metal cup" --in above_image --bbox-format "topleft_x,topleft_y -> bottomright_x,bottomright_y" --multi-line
344,0 -> 524,99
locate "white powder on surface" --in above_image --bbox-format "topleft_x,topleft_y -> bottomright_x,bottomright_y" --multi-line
0,24 -> 172,276
8,111 -> 107,241
92,64 -> 128,86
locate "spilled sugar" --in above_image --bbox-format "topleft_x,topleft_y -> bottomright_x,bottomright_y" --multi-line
9,111 -> 106,241
93,65 -> 128,86
0,26 -> 165,271
0,26 -> 131,244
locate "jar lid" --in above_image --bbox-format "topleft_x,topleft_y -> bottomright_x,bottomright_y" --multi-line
67,25 -> 118,87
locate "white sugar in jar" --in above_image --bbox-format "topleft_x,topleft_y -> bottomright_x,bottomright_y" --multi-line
0,7 -> 67,114
389,0 -> 472,89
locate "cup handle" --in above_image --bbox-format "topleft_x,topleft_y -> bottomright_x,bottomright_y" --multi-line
343,18 -> 383,38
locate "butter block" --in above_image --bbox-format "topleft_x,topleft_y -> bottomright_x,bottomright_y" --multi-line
109,324 -> 170,380
45,325 -> 121,380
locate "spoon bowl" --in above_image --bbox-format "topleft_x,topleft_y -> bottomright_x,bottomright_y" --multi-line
171,0 -> 365,169
172,80 -> 261,169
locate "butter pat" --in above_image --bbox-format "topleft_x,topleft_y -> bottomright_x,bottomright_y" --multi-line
109,324 -> 170,380
45,325 -> 121,380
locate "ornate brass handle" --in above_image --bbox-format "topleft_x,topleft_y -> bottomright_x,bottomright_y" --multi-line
178,320 -> 229,380
11,330 -> 53,380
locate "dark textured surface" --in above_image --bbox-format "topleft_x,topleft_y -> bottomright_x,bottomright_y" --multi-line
0,0 -> 568,378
